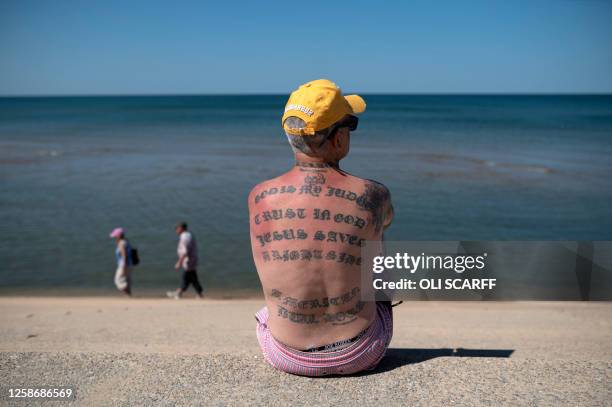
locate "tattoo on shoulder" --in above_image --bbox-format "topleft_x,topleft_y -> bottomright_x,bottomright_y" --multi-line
356,181 -> 389,233
253,185 -> 297,204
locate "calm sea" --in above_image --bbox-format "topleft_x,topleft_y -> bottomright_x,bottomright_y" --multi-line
1,95 -> 611,295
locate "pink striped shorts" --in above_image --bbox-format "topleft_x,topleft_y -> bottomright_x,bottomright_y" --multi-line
255,302 -> 393,376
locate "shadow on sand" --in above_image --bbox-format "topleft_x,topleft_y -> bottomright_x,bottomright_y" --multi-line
366,347 -> 515,375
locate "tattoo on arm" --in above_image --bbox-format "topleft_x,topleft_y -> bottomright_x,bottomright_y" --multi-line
356,182 -> 390,233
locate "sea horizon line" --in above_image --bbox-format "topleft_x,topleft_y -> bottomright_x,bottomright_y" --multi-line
1,92 -> 612,98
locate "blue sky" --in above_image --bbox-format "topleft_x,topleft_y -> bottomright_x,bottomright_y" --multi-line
1,0 -> 611,95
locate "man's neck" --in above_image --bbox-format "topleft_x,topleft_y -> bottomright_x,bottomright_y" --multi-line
294,154 -> 340,170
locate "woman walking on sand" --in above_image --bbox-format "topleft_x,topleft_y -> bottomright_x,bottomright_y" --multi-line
109,227 -> 133,296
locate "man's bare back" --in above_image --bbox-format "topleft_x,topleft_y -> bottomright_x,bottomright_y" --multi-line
249,161 -> 392,349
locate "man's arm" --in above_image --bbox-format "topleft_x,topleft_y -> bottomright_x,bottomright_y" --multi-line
175,234 -> 188,270
383,191 -> 394,230
175,254 -> 186,270
119,241 -> 127,269
359,180 -> 393,234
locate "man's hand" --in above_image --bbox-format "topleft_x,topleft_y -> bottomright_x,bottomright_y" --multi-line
175,254 -> 186,271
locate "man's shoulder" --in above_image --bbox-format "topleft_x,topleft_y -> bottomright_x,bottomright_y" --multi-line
363,178 -> 391,196
341,173 -> 391,196
343,176 -> 392,214
248,180 -> 268,208
247,174 -> 292,207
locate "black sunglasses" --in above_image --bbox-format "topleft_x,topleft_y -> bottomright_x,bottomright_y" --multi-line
338,115 -> 359,131
317,115 -> 359,148
328,115 -> 359,137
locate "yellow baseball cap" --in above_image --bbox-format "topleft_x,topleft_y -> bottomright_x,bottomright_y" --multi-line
282,79 -> 366,136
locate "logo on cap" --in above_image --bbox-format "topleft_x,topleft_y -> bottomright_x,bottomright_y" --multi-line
284,104 -> 314,116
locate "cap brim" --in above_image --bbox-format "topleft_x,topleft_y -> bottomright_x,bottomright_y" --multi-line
345,94 -> 366,115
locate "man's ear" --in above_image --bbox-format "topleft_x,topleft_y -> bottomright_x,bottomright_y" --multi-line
331,128 -> 348,149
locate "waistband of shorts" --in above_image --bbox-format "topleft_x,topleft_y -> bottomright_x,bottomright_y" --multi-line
301,327 -> 369,353
255,301 -> 391,354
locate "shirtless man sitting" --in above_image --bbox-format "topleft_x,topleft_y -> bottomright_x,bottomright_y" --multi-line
248,79 -> 394,376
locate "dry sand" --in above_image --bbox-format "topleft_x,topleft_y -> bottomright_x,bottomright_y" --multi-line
0,297 -> 610,406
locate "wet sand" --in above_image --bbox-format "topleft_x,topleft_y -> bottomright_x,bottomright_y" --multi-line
0,297 -> 610,406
